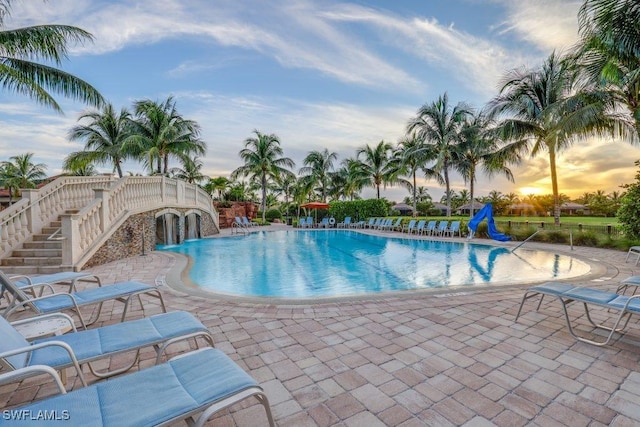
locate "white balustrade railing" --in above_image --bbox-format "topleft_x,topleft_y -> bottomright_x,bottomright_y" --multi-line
0,176 -> 217,268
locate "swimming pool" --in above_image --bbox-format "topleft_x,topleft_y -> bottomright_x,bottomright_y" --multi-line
158,230 -> 591,298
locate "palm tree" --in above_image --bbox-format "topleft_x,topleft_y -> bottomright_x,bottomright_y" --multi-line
0,153 -> 47,204
393,132 -> 434,216
407,93 -> 472,216
204,177 -> 230,200
274,173 -> 297,218
0,0 -> 103,112
169,156 -> 208,184
576,0 -> 640,135
455,111 -> 518,217
331,157 -> 368,201
489,51 -> 622,225
63,163 -> 97,176
355,141 -> 397,199
298,149 -> 338,202
231,130 -> 295,223
64,104 -> 133,178
128,96 -> 206,175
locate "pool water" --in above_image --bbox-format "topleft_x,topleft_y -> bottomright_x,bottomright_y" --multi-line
158,230 -> 590,298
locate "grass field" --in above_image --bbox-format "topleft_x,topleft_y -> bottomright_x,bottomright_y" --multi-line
427,216 -> 619,226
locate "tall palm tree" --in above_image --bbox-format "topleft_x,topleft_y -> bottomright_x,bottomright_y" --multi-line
455,111 -> 518,217
576,0 -> 640,136
64,104 -> 133,178
274,173 -> 297,217
407,93 -> 472,216
355,141 -> 397,199
0,153 -> 47,204
489,51 -> 626,224
393,132 -> 434,216
0,0 -> 103,112
331,157 -> 369,201
298,149 -> 338,202
231,130 -> 295,223
128,96 -> 206,175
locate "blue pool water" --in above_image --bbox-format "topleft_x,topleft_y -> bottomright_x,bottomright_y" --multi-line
158,230 -> 590,298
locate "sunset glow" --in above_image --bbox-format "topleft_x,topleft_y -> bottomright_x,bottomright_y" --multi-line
519,187 -> 546,196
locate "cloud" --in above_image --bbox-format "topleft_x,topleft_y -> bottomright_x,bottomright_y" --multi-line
492,0 -> 582,52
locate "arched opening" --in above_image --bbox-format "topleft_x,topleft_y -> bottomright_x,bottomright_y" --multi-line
185,212 -> 201,240
156,213 -> 179,245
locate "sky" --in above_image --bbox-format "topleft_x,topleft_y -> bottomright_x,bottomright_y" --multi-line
1,0 -> 640,203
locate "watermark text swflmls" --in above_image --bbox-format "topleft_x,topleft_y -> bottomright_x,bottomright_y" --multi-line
3,410 -> 70,421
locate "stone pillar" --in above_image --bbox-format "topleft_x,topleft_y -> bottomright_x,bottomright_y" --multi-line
93,188 -> 110,233
21,189 -> 42,233
61,214 -> 80,270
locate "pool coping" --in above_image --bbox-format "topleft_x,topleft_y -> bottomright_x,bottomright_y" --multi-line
160,226 -> 610,305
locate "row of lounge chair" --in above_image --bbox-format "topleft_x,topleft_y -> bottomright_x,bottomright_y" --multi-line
358,218 -> 462,237
0,269 -> 274,426
234,216 -> 258,229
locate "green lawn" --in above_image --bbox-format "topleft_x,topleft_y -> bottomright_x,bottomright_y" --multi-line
410,215 -> 619,226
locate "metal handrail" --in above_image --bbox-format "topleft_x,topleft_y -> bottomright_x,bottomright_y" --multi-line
47,227 -> 66,241
511,229 -> 541,252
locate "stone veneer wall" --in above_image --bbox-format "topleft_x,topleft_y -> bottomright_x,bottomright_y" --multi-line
83,208 -> 218,268
215,201 -> 259,228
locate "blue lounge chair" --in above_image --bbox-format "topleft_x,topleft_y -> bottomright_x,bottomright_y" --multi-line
424,220 -> 437,236
515,281 -> 640,346
318,217 -> 330,228
445,221 -> 461,237
389,218 -> 403,231
242,216 -> 256,227
0,270 -> 167,329
402,219 -> 416,233
435,220 -> 449,236
337,216 -> 351,228
363,218 -> 375,229
0,347 -> 275,427
298,217 -> 307,228
8,271 -> 102,294
413,220 -> 426,235
306,216 -> 314,228
0,311 -> 213,383
377,218 -> 391,230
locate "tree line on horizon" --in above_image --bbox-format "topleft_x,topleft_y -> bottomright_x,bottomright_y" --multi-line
0,0 -> 639,227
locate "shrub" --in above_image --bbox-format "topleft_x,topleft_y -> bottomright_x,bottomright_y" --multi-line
328,199 -> 388,222
543,230 -> 569,244
572,231 -> 599,247
618,161 -> 640,238
265,209 -> 282,221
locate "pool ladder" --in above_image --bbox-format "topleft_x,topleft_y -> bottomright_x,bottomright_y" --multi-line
231,222 -> 249,235
511,228 -> 574,252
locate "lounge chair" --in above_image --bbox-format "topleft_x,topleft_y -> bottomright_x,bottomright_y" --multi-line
402,219 -> 416,233
0,347 -> 275,427
377,218 -> 391,230
626,246 -> 640,265
363,218 -> 375,229
337,216 -> 351,228
424,220 -> 437,236
413,220 -> 426,235
350,220 -> 365,229
434,220 -> 449,236
298,217 -> 307,228
306,216 -> 314,228
242,216 -> 257,227
515,281 -> 640,346
445,221 -> 461,237
0,311 -> 214,383
318,217 -> 330,228
8,271 -> 102,294
0,270 -> 167,329
390,218 -> 403,232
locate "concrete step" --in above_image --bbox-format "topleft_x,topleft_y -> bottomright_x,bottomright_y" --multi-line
22,241 -> 62,250
11,249 -> 62,258
1,256 -> 62,266
1,265 -> 65,275
41,226 -> 61,235
31,234 -> 59,242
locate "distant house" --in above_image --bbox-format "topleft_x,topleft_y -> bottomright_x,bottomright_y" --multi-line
431,202 -> 448,215
560,202 -> 590,215
508,203 -> 537,216
456,202 -> 485,216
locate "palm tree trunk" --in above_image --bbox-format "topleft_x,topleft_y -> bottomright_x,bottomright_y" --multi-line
444,167 -> 451,217
469,168 -> 475,218
412,170 -> 417,217
549,146 -> 560,225
261,173 -> 267,223
115,160 -> 123,178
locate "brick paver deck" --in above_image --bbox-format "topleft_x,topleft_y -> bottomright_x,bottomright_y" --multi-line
2,225 -> 640,426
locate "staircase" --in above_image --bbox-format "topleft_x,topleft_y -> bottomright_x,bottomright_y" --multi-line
1,216 -> 66,275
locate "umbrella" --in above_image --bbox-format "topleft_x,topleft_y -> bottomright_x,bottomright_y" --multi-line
300,201 -> 329,223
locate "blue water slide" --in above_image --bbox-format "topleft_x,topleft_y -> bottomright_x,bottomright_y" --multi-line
467,203 -> 511,242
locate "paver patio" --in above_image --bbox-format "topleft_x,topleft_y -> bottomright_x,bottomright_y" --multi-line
1,225 -> 639,426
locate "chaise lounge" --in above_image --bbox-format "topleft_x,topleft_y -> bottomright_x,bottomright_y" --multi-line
0,347 -> 275,427
1,270 -> 166,329
0,311 -> 214,383
515,281 -> 640,346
